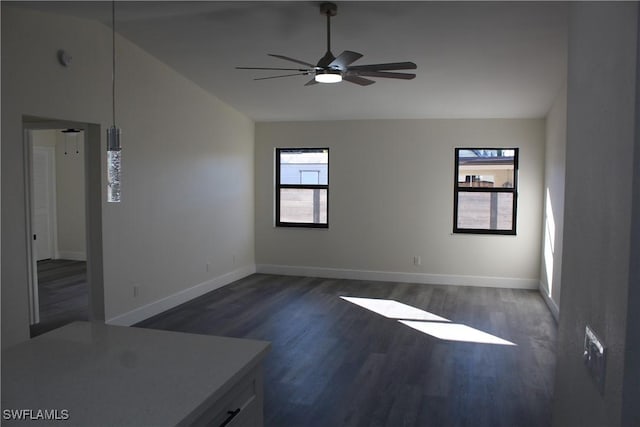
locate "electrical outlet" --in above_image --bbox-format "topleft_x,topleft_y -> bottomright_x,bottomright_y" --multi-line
583,325 -> 606,394
206,262 -> 210,273
413,255 -> 422,266
133,285 -> 139,298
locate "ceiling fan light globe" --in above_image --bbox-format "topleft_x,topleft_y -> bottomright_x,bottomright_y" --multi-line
315,72 -> 342,83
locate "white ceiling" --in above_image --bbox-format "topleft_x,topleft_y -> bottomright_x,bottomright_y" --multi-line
15,1 -> 568,122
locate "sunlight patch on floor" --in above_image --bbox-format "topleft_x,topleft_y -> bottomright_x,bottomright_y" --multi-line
340,296 -> 516,346
339,296 -> 449,322
399,320 -> 516,346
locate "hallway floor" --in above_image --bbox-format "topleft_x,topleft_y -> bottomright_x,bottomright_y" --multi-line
30,259 -> 88,337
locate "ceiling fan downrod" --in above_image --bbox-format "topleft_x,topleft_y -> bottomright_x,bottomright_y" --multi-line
316,2 -> 340,68
320,2 -> 337,58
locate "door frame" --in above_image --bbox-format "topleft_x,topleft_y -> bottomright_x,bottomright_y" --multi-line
23,116 -> 106,328
32,143 -> 59,261
23,129 -> 40,324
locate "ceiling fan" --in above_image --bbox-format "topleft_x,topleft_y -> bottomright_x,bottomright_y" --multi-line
236,2 -> 417,86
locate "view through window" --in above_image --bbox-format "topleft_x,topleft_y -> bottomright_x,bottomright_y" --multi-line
454,148 -> 518,234
276,148 -> 329,227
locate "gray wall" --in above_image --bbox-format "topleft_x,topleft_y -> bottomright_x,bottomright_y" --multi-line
553,2 -> 639,426
622,6 -> 640,421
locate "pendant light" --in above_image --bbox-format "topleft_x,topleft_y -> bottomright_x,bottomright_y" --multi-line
107,0 -> 122,203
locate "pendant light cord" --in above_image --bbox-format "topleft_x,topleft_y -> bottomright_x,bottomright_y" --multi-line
111,0 -> 116,127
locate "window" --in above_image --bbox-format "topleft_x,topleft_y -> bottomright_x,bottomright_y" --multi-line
453,148 -> 518,235
276,148 -> 329,227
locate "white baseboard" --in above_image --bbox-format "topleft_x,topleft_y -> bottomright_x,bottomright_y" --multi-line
57,251 -> 86,261
106,265 -> 257,326
256,264 -> 539,289
106,264 -> 543,327
539,280 -> 560,322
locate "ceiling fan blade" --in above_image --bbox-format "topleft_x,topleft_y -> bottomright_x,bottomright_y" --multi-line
268,54 -> 315,68
349,71 -> 416,80
347,62 -> 417,71
237,66 -> 311,72
343,75 -> 376,86
329,50 -> 363,69
304,78 -> 318,87
254,72 -> 310,81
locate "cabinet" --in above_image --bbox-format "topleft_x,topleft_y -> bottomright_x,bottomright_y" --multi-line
186,364 -> 263,426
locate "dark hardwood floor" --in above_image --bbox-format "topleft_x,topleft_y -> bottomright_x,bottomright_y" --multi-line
30,259 -> 89,337
136,274 -> 556,427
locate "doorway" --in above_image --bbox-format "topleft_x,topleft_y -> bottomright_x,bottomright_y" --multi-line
32,144 -> 57,262
23,117 -> 105,336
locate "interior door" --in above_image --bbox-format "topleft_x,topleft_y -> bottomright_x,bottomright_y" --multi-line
32,146 -> 56,261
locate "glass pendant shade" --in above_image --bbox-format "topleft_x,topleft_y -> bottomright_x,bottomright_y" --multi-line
107,126 -> 122,202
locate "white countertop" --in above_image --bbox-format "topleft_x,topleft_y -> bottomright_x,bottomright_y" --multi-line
1,322 -> 270,426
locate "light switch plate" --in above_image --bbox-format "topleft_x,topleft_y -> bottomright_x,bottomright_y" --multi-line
583,325 -> 606,394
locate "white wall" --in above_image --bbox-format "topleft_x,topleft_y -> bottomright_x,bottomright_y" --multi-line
54,130 -> 86,260
32,128 -> 86,260
540,83 -> 567,320
31,130 -> 60,260
255,119 -> 544,287
553,2 -> 638,426
1,6 -> 255,347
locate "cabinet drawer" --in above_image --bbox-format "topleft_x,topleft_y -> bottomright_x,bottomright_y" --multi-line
187,365 -> 264,427
218,393 -> 259,427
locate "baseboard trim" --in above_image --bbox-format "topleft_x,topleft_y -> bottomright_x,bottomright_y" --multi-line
256,264 -> 538,289
57,251 -> 87,261
539,280 -> 560,322
106,265 -> 257,326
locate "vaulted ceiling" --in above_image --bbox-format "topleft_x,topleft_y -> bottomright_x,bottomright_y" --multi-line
14,1 -> 568,121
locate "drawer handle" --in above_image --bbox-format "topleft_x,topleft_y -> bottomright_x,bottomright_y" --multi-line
219,408 -> 241,427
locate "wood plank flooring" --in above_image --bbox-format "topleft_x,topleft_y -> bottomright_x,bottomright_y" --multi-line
30,259 -> 88,337
136,274 -> 556,427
